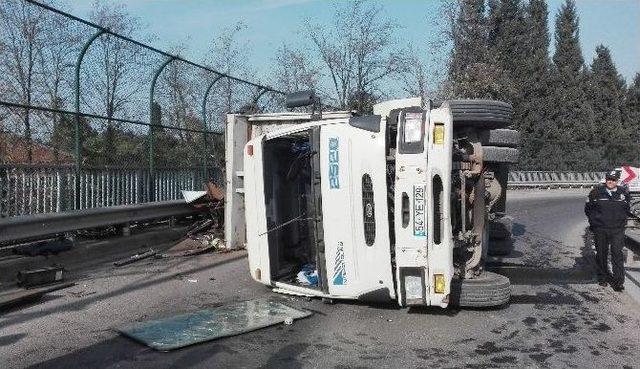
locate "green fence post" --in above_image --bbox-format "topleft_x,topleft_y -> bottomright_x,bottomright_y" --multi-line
201,75 -> 223,184
149,56 -> 176,202
74,29 -> 105,209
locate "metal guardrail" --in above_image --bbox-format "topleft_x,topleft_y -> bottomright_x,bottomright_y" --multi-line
508,171 -> 606,189
0,199 -> 204,243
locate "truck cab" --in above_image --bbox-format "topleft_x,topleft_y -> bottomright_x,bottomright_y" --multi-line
226,92 -> 516,308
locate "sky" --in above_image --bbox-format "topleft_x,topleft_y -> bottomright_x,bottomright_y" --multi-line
64,0 -> 640,89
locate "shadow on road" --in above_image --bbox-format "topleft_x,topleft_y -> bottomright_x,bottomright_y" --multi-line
26,336 -> 237,369
489,227 -> 598,288
0,253 -> 247,331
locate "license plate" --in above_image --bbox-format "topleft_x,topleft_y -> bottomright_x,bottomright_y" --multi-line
413,185 -> 426,237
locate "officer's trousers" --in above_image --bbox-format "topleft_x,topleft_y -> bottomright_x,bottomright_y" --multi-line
593,227 -> 625,286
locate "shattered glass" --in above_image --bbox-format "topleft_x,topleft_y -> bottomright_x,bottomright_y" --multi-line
116,299 -> 311,351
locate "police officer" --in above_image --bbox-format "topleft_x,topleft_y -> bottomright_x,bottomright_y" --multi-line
585,170 -> 630,291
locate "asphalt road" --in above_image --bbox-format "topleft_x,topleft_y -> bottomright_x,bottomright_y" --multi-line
2,189 -> 640,369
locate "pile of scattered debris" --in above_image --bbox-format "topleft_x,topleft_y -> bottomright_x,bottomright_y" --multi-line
0,183 -> 227,313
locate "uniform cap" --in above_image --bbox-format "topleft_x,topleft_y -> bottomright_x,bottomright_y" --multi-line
605,170 -> 618,180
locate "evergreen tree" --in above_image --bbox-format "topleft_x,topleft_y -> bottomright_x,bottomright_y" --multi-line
589,45 -> 628,167
627,74 -> 640,118
486,0 -> 527,103
515,0 -> 552,169
624,74 -> 640,165
548,0 -> 598,171
448,0 -> 505,98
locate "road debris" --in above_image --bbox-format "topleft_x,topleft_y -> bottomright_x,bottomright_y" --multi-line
182,190 -> 208,204
167,183 -> 226,258
163,237 -> 222,257
68,290 -> 97,298
116,299 -> 312,351
17,266 -> 65,288
113,249 -> 157,267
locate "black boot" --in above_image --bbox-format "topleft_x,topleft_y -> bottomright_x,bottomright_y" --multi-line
612,284 -> 625,292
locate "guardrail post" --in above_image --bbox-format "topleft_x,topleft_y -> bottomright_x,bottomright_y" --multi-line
149,56 -> 176,203
58,169 -> 68,212
136,169 -> 144,204
0,166 -> 6,218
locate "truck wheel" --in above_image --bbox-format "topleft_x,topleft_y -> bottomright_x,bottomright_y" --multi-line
450,271 -> 510,308
481,129 -> 520,148
449,100 -> 512,129
483,146 -> 519,164
487,238 -> 514,256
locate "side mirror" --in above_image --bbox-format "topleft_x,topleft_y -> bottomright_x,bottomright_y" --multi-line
286,90 -> 316,108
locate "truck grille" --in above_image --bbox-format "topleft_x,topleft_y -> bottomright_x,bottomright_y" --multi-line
362,174 -> 376,246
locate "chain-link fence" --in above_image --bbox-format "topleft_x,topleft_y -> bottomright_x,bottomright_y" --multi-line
0,0 -> 285,218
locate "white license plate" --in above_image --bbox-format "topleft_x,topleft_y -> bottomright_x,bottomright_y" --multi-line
413,185 -> 426,237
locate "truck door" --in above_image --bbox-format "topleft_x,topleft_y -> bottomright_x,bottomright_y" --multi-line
320,121 -> 396,301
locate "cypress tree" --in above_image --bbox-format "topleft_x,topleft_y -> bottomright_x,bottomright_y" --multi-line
549,0 -> 598,171
624,74 -> 640,165
517,0 -> 552,169
448,0 -> 504,98
486,0 -> 527,103
589,45 -> 628,167
627,74 -> 640,118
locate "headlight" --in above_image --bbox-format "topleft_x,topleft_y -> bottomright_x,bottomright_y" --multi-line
403,112 -> 423,143
404,275 -> 423,300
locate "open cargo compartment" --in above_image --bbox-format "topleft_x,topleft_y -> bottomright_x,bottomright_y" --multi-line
261,129 -> 325,292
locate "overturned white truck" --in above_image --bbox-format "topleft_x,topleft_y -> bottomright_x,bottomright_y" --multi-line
225,92 -> 519,308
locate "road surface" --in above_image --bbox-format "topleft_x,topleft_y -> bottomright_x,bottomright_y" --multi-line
1,189 -> 639,368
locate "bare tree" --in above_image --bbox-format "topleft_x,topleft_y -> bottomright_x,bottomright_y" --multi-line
0,0 -> 49,162
209,22 -> 250,111
399,44 -> 428,102
305,0 -> 400,112
160,49 -> 201,141
83,1 -> 149,165
37,9 -> 82,162
206,21 -> 254,130
271,44 -> 320,94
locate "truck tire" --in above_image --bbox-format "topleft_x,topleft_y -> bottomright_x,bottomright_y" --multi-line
483,146 -> 519,164
487,238 -> 514,256
481,129 -> 520,148
450,271 -> 510,308
449,100 -> 512,129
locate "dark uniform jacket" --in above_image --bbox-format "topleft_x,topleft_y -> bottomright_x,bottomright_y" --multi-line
585,185 -> 630,229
